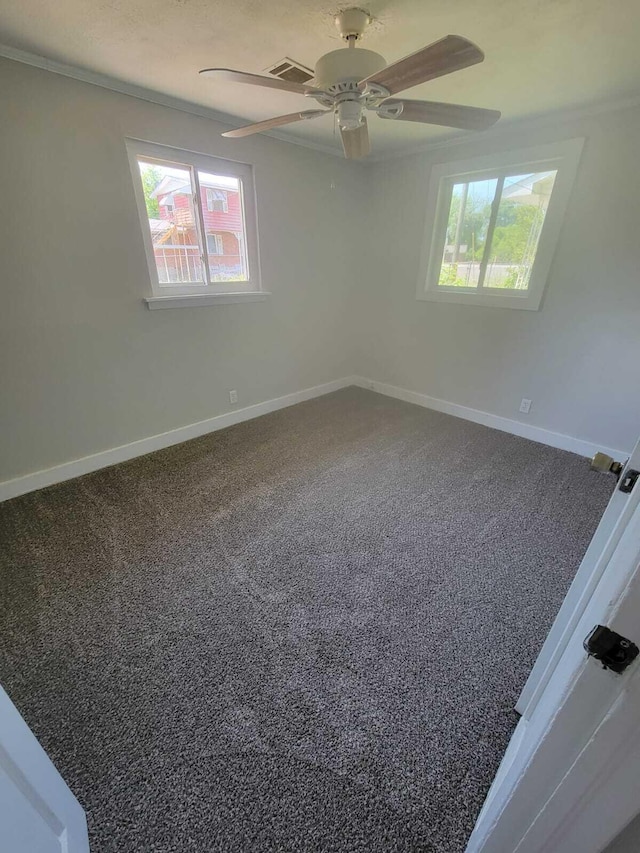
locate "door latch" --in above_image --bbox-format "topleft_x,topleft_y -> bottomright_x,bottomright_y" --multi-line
590,453 -> 638,493
584,625 -> 639,674
619,469 -> 639,494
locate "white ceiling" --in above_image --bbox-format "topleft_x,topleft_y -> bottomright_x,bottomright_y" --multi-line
2,0 -> 640,157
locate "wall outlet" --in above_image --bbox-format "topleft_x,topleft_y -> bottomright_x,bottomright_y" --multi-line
229,390 -> 238,404
519,398 -> 532,414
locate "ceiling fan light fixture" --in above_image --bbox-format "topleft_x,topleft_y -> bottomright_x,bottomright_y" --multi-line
337,99 -> 364,130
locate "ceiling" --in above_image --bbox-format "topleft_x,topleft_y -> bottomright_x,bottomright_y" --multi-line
1,0 -> 640,158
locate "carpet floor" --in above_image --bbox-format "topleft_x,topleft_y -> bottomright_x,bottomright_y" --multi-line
0,388 -> 612,852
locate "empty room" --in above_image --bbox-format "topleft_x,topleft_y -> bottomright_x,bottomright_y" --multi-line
2,1 -> 640,851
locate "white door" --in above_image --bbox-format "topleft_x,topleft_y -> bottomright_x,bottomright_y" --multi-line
467,447 -> 640,853
516,437 -> 640,715
0,686 -> 89,852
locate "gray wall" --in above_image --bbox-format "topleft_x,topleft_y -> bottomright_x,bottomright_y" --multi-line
1,55 -> 639,486
0,57 -> 364,482
358,106 -> 640,454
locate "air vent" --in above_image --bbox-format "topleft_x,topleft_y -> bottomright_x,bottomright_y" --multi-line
265,57 -> 314,85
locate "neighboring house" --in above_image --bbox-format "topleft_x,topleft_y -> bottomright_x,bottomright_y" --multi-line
150,173 -> 246,283
502,170 -> 556,205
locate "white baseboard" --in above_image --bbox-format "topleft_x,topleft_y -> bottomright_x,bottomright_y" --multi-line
1,374 -> 627,503
0,376 -> 358,502
351,376 -> 628,460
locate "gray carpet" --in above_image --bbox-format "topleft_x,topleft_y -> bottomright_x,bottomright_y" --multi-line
0,388 -> 612,852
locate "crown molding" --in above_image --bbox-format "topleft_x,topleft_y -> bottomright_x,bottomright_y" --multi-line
0,42 -> 346,159
367,91 -> 640,163
2,41 -> 640,165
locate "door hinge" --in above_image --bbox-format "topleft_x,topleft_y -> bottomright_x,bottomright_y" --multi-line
584,625 -> 639,674
619,469 -> 639,494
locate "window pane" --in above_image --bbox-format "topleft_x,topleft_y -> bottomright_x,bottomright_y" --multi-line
439,178 -> 498,288
483,170 -> 557,290
198,171 -> 249,282
137,159 -> 204,285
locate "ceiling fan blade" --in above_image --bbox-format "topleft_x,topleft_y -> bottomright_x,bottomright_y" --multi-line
200,68 -> 320,96
340,119 -> 370,160
360,35 -> 484,95
379,99 -> 500,131
221,110 -> 329,138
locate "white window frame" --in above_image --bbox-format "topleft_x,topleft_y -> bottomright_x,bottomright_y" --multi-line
206,233 -> 224,255
206,188 -> 228,213
125,138 -> 266,309
416,138 -> 584,311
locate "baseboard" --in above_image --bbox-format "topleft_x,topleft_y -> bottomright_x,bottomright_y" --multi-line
351,376 -> 628,460
0,376 -> 358,502
1,374 -> 627,503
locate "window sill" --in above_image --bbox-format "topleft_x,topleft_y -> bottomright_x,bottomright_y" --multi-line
144,292 -> 270,310
418,289 -> 541,311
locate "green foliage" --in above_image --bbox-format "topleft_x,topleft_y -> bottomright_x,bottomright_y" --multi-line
443,184 -> 547,290
502,267 -> 520,289
209,273 -> 247,283
446,193 -> 488,261
490,202 -> 544,264
439,264 -> 467,287
141,165 -> 162,218
446,191 -> 545,263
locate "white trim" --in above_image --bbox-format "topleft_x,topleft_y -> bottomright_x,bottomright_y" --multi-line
514,432 -> 640,719
366,92 -> 640,163
0,376 -> 358,503
144,291 -> 270,309
512,680 -> 640,853
0,43 -> 344,159
466,499 -> 640,853
1,375 -> 629,502
125,138 -> 262,297
0,686 -> 90,851
2,42 -> 640,164
416,138 -> 584,311
420,287 -> 541,311
0,43 -> 345,159
206,233 -> 225,255
351,376 -> 629,459
206,188 -> 228,214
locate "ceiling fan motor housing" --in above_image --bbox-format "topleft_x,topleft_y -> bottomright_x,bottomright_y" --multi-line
313,48 -> 387,128
313,48 -> 385,91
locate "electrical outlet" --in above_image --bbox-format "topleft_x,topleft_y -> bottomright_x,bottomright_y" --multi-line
229,390 -> 238,404
519,398 -> 532,414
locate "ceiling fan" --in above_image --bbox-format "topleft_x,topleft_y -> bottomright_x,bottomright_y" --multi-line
200,8 -> 500,159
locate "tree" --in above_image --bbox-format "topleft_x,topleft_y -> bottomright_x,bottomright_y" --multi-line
491,201 -> 544,264
446,191 -> 491,261
140,165 -> 162,218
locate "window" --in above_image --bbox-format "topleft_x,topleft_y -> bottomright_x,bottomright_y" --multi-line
207,233 -> 224,255
206,188 -> 228,213
126,139 -> 263,307
417,138 -> 584,310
